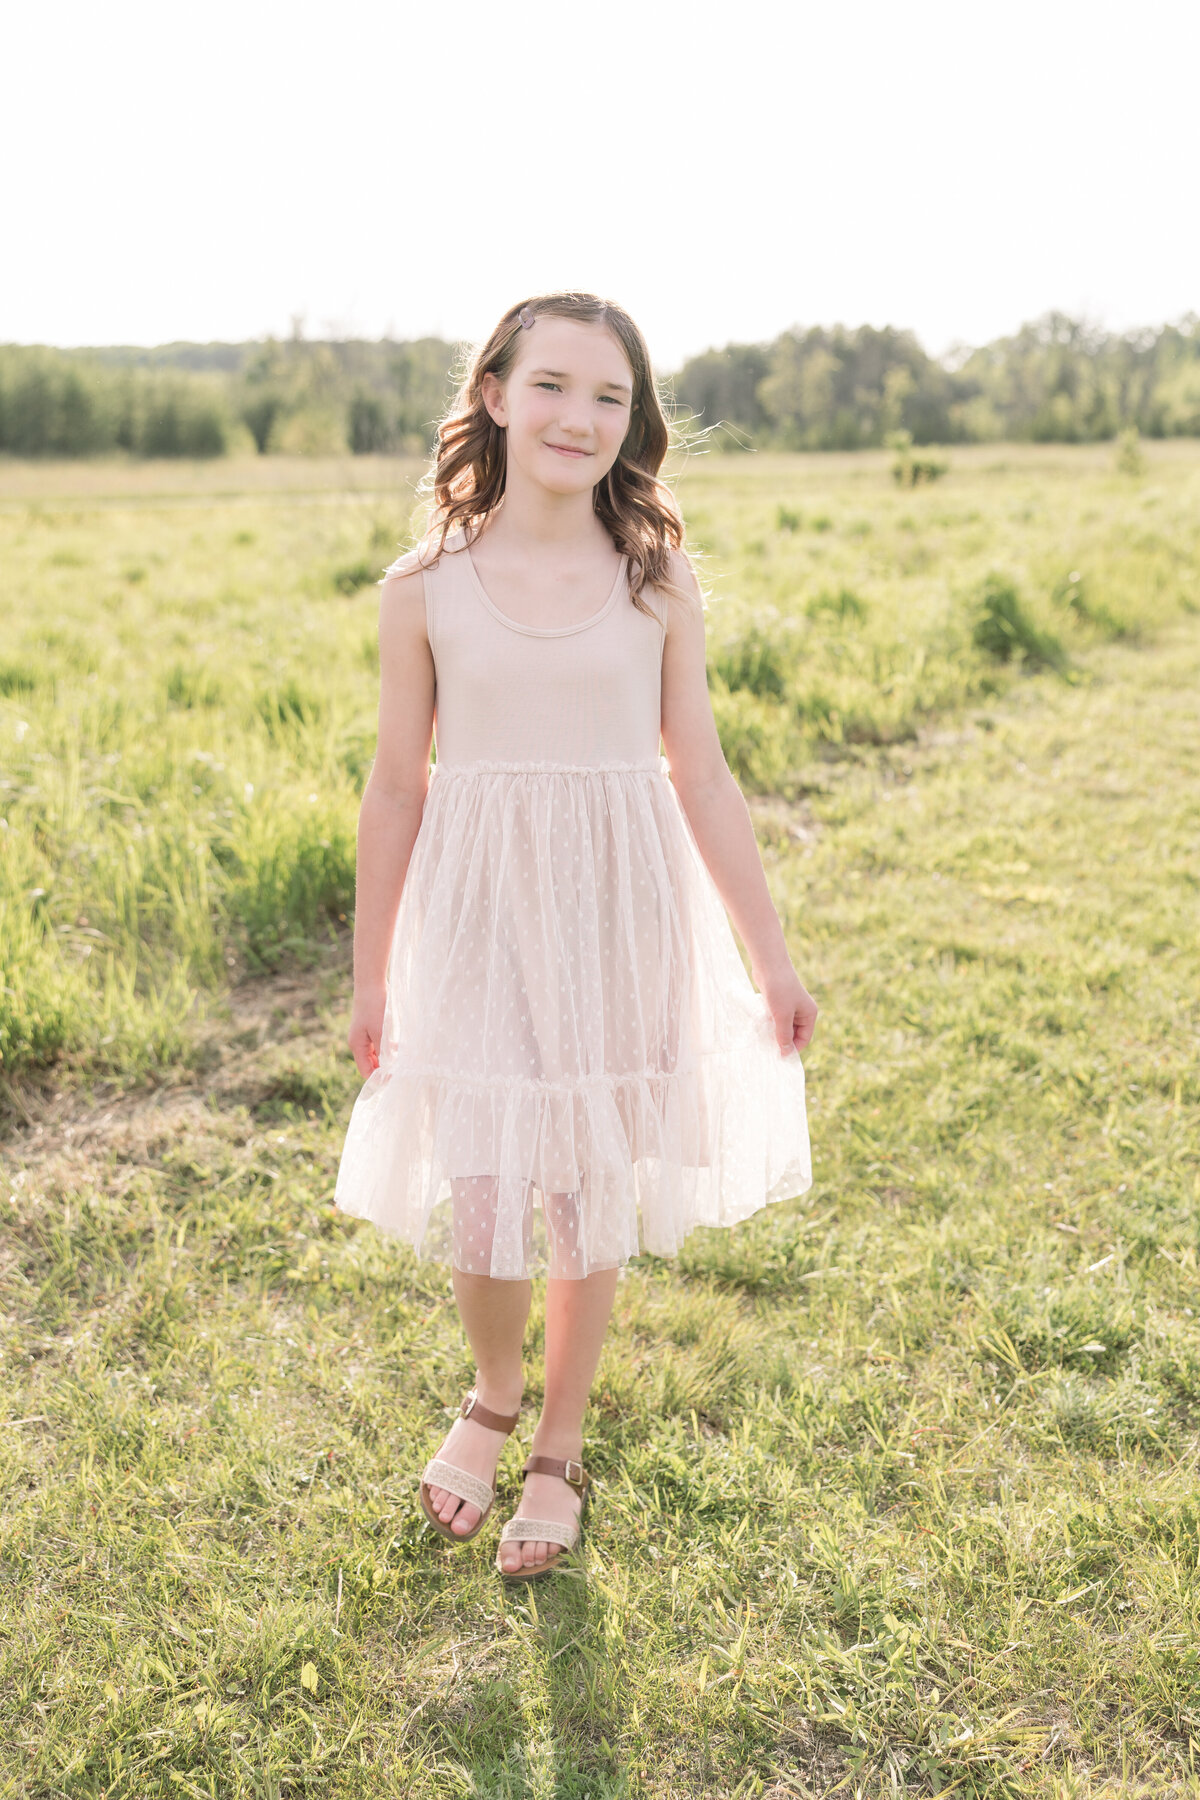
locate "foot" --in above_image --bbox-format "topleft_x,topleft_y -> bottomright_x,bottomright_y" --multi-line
424,1394 -> 520,1537
497,1452 -> 585,1574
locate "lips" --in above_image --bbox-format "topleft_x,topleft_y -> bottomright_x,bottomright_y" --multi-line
546,443 -> 591,457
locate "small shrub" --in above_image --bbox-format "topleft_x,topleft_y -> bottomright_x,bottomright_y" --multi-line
1050,569 -> 1130,640
1115,425 -> 1146,477
792,685 -> 843,737
888,428 -> 947,486
332,559 -> 378,595
0,662 -> 38,697
775,504 -> 802,532
972,573 -> 1071,676
805,587 -> 868,624
711,626 -> 789,700
228,814 -> 356,970
0,975 -> 75,1075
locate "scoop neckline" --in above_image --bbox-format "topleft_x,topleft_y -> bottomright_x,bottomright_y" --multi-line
460,532 -> 628,637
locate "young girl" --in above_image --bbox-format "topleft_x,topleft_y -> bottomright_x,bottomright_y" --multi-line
334,291 -> 817,1582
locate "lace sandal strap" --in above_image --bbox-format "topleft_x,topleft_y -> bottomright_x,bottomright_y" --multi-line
420,1457 -> 496,1512
522,1453 -> 589,1492
499,1515 -> 579,1551
459,1388 -> 521,1433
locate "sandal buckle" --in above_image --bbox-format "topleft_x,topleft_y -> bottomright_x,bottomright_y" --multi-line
461,1390 -> 477,1418
563,1458 -> 584,1487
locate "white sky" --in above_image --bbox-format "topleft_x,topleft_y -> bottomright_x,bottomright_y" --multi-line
5,0 -> 1198,372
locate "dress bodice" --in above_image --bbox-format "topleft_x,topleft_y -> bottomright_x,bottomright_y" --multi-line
387,526 -> 667,768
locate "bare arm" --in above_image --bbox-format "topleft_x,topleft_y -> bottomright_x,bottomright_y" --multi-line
659,552 -> 818,1055
347,566 -> 436,1076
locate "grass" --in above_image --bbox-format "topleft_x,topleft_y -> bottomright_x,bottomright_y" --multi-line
4,444 -> 1198,1088
2,445 -> 1199,1796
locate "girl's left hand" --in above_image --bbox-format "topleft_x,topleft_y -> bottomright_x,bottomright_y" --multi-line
753,959 -> 819,1057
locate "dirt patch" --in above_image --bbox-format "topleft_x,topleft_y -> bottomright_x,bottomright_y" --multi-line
0,968 -> 348,1177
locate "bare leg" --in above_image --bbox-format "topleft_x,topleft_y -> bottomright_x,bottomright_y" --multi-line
498,1217 -> 620,1573
425,1177 -> 532,1536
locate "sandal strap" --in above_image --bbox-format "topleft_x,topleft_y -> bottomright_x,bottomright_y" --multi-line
459,1387 -> 521,1434
499,1515 -> 579,1551
522,1453 -> 589,1491
420,1458 -> 495,1513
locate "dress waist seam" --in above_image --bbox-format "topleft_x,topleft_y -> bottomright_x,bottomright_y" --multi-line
431,756 -> 669,777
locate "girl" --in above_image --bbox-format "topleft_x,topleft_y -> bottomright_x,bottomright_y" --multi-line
334,291 -> 817,1582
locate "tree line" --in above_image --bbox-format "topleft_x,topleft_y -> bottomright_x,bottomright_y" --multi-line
2,311 -> 1198,458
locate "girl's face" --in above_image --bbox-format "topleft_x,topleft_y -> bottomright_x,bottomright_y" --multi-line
482,316 -> 634,496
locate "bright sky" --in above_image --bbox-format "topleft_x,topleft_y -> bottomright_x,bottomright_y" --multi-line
5,0 -> 1198,372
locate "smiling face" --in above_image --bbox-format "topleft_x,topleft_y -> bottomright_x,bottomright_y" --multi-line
481,315 -> 635,496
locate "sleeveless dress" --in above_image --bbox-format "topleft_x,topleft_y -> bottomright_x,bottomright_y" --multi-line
333,526 -> 812,1279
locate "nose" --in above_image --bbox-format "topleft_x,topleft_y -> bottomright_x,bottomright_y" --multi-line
555,400 -> 593,439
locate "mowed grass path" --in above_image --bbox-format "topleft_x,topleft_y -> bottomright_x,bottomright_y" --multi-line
2,452 -> 1199,1796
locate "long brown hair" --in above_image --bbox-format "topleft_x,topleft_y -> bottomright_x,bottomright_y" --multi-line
411,291 -> 700,621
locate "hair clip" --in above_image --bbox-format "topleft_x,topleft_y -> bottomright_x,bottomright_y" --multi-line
518,305 -> 536,330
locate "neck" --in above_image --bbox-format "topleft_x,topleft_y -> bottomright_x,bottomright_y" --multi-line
483,466 -> 610,554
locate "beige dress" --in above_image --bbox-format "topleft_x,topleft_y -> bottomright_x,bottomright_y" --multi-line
333,526 -> 811,1279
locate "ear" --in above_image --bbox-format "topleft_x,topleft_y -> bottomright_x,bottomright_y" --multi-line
481,370 -> 508,428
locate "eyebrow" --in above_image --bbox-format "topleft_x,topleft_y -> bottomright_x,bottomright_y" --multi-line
528,366 -> 632,397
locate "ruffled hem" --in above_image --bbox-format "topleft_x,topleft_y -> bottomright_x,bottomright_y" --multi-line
333,1012 -> 811,1279
333,757 -> 813,1278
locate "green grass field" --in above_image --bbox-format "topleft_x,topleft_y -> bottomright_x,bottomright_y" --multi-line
2,445 -> 1199,1797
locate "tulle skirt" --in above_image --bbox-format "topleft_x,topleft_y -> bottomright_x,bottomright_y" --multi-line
333,757 -> 812,1279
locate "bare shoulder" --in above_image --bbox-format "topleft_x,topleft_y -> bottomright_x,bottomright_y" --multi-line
657,546 -> 707,636
380,542 -> 433,594
379,548 -> 434,654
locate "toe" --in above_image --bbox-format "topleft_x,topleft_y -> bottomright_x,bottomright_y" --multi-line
450,1502 -> 481,1534
500,1543 -> 523,1572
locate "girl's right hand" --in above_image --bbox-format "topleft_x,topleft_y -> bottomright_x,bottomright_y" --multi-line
348,984 -> 386,1078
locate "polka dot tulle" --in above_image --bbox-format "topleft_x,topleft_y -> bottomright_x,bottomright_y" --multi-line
334,758 -> 812,1279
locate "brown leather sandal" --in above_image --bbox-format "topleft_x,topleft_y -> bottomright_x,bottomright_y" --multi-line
418,1387 -> 522,1544
494,1453 -> 592,1580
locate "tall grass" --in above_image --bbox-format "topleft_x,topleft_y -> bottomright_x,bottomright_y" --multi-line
1,445 -> 1198,1087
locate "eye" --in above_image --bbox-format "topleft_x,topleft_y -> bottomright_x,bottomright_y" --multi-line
536,381 -> 629,406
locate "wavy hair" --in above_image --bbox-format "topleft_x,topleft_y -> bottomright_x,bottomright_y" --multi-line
411,291 -> 701,621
